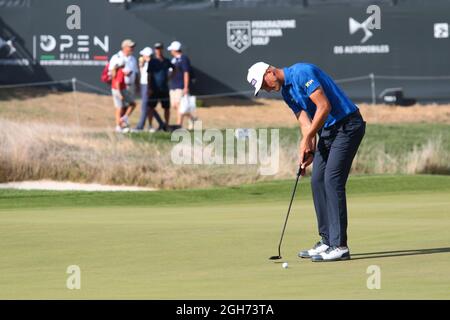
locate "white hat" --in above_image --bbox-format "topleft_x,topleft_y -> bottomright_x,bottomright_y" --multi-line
167,41 -> 182,51
140,47 -> 153,56
121,39 -> 136,48
247,62 -> 270,96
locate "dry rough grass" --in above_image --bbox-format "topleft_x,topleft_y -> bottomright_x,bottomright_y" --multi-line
352,136 -> 450,175
1,89 -> 450,129
0,119 -> 271,189
0,118 -> 447,189
0,90 -> 449,188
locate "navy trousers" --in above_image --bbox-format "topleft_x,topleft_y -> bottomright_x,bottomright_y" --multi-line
136,84 -> 165,130
311,110 -> 366,247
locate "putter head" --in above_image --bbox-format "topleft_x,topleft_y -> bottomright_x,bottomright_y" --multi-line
269,255 -> 282,260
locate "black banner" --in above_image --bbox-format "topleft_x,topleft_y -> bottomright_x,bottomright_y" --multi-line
1,0 -> 450,102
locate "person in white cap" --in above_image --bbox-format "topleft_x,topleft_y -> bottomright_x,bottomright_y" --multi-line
167,40 -> 196,128
108,39 -> 139,130
110,56 -> 133,132
135,47 -> 154,131
247,62 -> 366,262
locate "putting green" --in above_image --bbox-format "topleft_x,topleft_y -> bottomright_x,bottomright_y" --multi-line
0,175 -> 449,299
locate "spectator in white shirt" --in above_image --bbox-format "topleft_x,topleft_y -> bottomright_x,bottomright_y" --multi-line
108,39 -> 139,129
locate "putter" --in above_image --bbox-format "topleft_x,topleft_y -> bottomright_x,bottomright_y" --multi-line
269,165 -> 303,260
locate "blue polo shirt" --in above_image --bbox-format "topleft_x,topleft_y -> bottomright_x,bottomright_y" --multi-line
148,57 -> 172,92
169,54 -> 191,90
281,63 -> 358,128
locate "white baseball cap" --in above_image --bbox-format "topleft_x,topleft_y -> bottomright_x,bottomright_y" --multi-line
247,62 -> 270,96
167,41 -> 182,51
121,39 -> 136,48
139,47 -> 153,57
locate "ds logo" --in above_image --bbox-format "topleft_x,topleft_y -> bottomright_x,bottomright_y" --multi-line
349,5 -> 381,44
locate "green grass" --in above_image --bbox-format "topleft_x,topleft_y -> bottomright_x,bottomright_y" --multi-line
0,175 -> 449,299
124,123 -> 450,154
1,175 -> 449,209
279,123 -> 450,153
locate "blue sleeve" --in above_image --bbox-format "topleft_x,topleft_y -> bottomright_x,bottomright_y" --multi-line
282,90 -> 302,115
296,65 -> 321,97
180,56 -> 190,73
287,100 -> 302,115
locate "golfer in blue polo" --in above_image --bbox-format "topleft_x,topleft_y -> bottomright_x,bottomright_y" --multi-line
247,62 -> 366,262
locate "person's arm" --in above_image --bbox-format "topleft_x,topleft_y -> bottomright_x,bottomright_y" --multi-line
298,87 -> 331,170
307,87 -> 331,137
183,71 -> 190,96
296,110 -> 316,174
135,66 -> 140,89
182,57 -> 190,95
147,65 -> 153,97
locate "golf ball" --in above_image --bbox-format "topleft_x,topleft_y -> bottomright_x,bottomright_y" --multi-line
282,262 -> 288,269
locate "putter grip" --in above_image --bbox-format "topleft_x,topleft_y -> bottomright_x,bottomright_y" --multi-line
298,151 -> 314,177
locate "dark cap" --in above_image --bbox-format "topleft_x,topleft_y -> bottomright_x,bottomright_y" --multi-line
154,42 -> 163,49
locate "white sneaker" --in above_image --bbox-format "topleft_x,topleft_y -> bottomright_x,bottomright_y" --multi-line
121,127 -> 130,133
115,125 -> 123,133
311,246 -> 351,262
298,240 -> 329,258
120,115 -> 129,127
148,127 -> 157,133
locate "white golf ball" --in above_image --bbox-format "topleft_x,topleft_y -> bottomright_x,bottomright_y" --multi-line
282,262 -> 288,269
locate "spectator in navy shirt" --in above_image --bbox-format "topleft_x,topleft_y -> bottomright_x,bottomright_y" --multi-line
147,42 -> 172,131
167,41 -> 195,128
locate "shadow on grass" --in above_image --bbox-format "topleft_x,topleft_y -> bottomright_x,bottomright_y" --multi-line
351,247 -> 450,260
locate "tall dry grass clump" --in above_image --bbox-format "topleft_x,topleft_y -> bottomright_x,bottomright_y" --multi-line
351,136 -> 449,175
404,137 -> 450,174
0,119 -> 448,189
0,119 -> 267,189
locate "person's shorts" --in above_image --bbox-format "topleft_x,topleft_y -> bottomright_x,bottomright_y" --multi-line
149,90 -> 170,109
111,88 -> 135,109
169,89 -> 183,108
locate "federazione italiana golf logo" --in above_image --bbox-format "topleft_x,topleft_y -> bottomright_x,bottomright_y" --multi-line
227,20 -> 296,54
170,121 -> 280,176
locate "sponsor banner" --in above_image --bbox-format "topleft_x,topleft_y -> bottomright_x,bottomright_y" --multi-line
227,19 -> 296,53
1,0 -> 450,102
34,35 -> 110,66
333,45 -> 390,55
333,6 -> 390,55
39,60 -> 107,66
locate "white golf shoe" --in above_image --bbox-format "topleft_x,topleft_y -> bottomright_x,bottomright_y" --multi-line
298,240 -> 330,258
120,115 -> 130,128
311,246 -> 351,262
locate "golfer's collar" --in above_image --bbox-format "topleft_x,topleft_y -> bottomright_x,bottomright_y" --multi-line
283,67 -> 292,86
